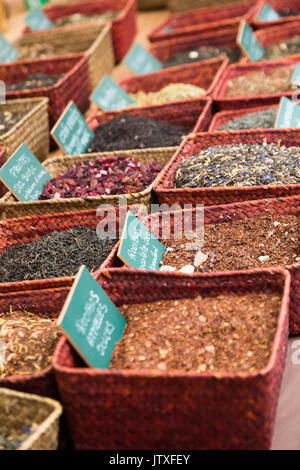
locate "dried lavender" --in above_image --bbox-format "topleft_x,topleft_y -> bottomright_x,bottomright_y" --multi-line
163,46 -> 241,68
39,156 -> 162,200
174,142 -> 300,188
0,226 -> 118,283
218,108 -> 277,131
87,115 -> 186,152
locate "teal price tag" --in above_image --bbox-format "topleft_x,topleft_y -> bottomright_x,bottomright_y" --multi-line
275,96 -> 300,128
258,3 -> 281,21
0,34 -> 19,63
91,75 -> 135,111
124,43 -> 163,75
237,20 -> 265,62
25,8 -> 54,30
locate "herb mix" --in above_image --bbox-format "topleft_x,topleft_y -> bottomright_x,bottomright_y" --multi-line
54,11 -> 120,27
110,293 -> 280,372
217,108 -> 278,130
0,111 -> 24,133
163,46 -> 241,68
0,225 -> 118,282
6,73 -> 63,91
0,424 -> 39,450
131,83 -> 206,106
263,35 -> 300,60
39,156 -> 163,200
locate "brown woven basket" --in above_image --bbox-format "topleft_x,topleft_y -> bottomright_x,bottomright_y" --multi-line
153,129 -> 300,206
148,1 -> 255,43
252,0 -> 300,30
53,267 -> 290,450
166,0 -> 253,13
213,56 -> 300,111
16,23 -> 114,91
0,388 -> 62,450
0,148 -> 175,220
0,98 -> 49,161
208,103 -> 278,131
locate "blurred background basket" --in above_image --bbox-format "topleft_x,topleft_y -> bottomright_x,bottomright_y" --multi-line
137,0 -> 166,10
208,103 -> 279,131
0,388 -> 62,450
166,0 -> 254,13
251,0 -> 300,30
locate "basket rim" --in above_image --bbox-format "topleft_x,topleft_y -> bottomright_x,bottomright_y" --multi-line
252,0 -> 300,27
53,266 -> 290,380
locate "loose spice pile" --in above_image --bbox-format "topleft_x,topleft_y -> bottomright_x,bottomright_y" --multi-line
53,11 -> 121,26
217,108 -> 278,130
110,293 -> 280,372
6,73 -> 63,91
0,310 -> 61,378
0,111 -> 25,133
39,156 -> 163,199
0,226 -> 118,282
131,83 -> 206,106
161,214 -> 300,273
17,43 -> 74,60
163,46 -> 241,68
263,35 -> 300,60
0,424 -> 38,450
173,142 -> 300,188
87,115 -> 186,152
225,65 -> 295,97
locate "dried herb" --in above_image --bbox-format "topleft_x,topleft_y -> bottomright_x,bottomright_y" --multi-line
6,73 -> 63,91
17,43 -> 74,60
39,156 -> 163,199
0,111 -> 24,133
163,46 -> 241,68
218,108 -> 278,131
0,310 -> 61,378
87,115 -> 186,152
54,11 -> 120,27
263,35 -> 300,60
0,226 -> 118,282
0,424 -> 38,450
110,293 -> 280,372
131,83 -> 206,106
174,142 -> 300,188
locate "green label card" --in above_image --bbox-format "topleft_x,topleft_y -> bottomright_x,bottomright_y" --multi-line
0,144 -> 51,202
25,8 -> 54,30
258,3 -> 281,21
25,0 -> 49,10
291,63 -> 300,86
275,96 -> 300,128
91,75 -> 135,111
118,211 -> 166,270
51,101 -> 95,155
237,21 -> 265,62
0,34 -> 19,63
58,266 -> 126,369
124,43 -> 163,75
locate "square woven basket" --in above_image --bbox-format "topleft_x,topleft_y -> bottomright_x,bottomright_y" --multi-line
0,388 -> 62,450
251,0 -> 300,30
16,23 -> 114,92
0,98 -> 49,161
53,267 -> 290,450
24,0 -> 137,63
153,129 -> 300,206
166,0 -> 254,13
208,103 -> 279,131
0,147 -> 176,220
1,55 -> 90,128
213,57 -> 300,111
148,1 -> 255,43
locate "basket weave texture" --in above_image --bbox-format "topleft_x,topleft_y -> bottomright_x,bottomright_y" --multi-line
17,23 -> 114,92
0,388 -> 62,450
148,1 -> 255,42
251,0 -> 300,30
1,55 -> 90,127
0,146 -> 6,198
24,0 -> 137,63
53,267 -> 290,450
166,0 -> 252,13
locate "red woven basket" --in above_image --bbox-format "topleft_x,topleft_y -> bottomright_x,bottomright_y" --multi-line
241,21 -> 300,63
252,0 -> 300,30
87,96 -> 213,139
53,267 -> 290,450
1,55 -> 90,128
0,147 -> 6,198
208,103 -> 278,131
153,129 -> 300,206
23,0 -> 137,63
148,0 -> 255,43
150,27 -> 242,64
213,57 -> 300,111
102,195 -> 300,335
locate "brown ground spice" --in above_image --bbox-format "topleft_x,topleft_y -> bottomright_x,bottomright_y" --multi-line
161,214 -> 299,272
110,293 -> 280,373
0,310 -> 61,378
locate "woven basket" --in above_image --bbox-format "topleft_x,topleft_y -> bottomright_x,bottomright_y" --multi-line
0,388 -> 62,450
0,98 -> 49,162
252,0 -> 300,30
148,1 -> 255,43
137,0 -> 166,10
53,267 -> 289,450
153,129 -> 300,207
241,21 -> 300,63
119,57 -> 228,99
213,57 -> 300,111
24,0 -> 137,63
150,27 -> 242,64
0,148 -> 175,220
166,0 -> 252,13
0,146 -> 6,198
16,23 -> 114,92
208,103 -> 278,131
1,55 -> 90,128
103,196 -> 300,335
